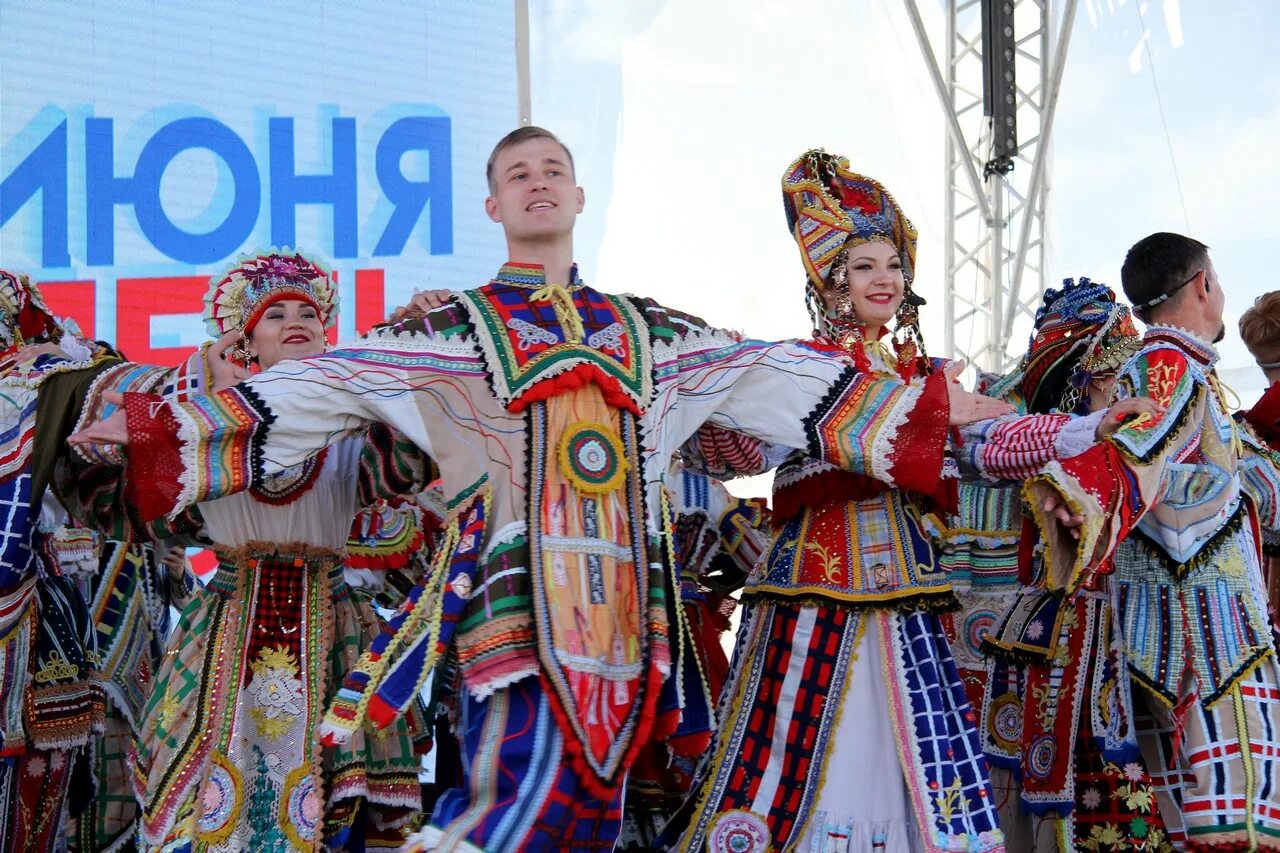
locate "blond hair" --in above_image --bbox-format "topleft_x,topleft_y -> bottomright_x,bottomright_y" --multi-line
1239,290 -> 1280,364
485,126 -> 575,194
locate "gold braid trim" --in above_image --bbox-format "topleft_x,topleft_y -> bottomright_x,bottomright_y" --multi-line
530,283 -> 585,343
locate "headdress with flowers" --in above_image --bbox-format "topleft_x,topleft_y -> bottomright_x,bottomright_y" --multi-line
204,249 -> 337,338
0,268 -> 60,349
1015,277 -> 1141,415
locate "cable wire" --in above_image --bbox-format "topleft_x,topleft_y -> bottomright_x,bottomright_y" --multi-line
1134,0 -> 1192,233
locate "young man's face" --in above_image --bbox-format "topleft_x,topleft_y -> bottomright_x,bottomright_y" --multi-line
485,137 -> 584,242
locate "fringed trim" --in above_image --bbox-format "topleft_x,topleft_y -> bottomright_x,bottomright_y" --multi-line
328,774 -> 422,810
462,663 -> 540,702
537,654 -> 665,803
1202,646 -> 1275,709
1129,502 -> 1247,582
506,361 -> 643,416
772,468 -> 886,527
211,539 -> 342,564
1023,462 -> 1106,594
345,525 -> 423,570
1184,834 -> 1280,852
1127,660 -> 1179,709
979,637 -> 1053,665
744,586 -> 960,615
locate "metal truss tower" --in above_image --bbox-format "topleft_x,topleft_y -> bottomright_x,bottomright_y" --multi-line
905,0 -> 1079,376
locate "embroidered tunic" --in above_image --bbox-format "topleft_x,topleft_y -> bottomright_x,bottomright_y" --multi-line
676,337 -> 1085,853
118,262 -> 953,811
1026,325 -> 1280,850
129,436 -> 432,853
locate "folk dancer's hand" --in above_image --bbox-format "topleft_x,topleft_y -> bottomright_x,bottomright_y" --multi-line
944,361 -> 1015,425
1095,397 -> 1164,439
67,390 -> 129,447
388,289 -> 452,322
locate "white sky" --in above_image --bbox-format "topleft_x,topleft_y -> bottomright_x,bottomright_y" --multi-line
528,0 -> 1280,495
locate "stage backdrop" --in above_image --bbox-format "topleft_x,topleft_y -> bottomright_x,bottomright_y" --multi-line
0,0 -> 516,363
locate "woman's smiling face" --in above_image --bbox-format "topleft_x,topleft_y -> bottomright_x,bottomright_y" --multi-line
246,298 -> 325,369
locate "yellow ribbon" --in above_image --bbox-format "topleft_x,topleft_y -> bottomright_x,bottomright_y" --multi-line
530,283 -> 585,344
1209,373 -> 1244,459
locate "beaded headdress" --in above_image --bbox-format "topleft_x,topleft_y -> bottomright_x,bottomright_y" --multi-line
782,150 -> 927,368
1017,277 -> 1141,414
0,268 -> 60,348
204,249 -> 336,337
782,149 -> 918,292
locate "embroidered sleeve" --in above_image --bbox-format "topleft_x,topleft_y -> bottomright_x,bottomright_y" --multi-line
1023,347 -> 1206,591
953,411 -> 1102,483
1239,431 -> 1280,532
52,361 -> 203,543
117,335 -> 484,520
665,329 -> 951,496
802,366 -> 951,498
679,423 -> 778,479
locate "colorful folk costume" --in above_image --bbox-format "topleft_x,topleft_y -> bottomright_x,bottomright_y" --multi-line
618,464 -> 771,851
99,240 -> 969,851
89,251 -> 434,853
69,539 -> 197,853
965,282 -> 1174,850
1240,382 -> 1280,644
673,151 -> 1043,853
0,271 -> 115,853
1026,322 -> 1280,850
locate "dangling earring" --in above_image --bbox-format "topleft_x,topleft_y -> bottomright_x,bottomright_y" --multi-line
893,277 -> 929,372
229,335 -> 255,369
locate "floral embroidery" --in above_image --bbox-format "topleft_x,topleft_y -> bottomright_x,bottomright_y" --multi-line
247,646 -> 304,739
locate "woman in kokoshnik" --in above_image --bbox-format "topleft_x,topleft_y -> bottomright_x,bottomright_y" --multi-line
668,151 -> 1158,853
128,251 -> 433,852
955,280 -> 1176,851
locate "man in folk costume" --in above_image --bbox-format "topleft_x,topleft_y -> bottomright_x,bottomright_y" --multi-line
70,126 -> 1012,851
1032,232 -> 1280,849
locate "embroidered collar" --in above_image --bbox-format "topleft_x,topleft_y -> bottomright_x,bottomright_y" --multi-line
1144,324 -> 1219,369
493,261 -> 583,289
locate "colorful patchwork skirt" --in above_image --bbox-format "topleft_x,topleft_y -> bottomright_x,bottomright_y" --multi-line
136,545 -> 427,852
674,597 -> 1005,853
